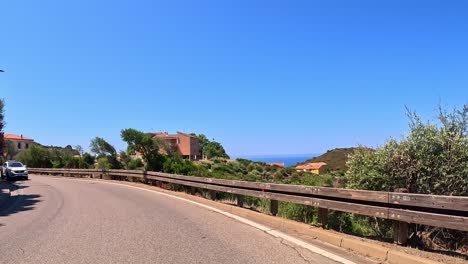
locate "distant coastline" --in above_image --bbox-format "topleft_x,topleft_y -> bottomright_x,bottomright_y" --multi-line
233,153 -> 320,167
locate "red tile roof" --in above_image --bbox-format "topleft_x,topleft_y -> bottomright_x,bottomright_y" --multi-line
150,131 -> 197,139
267,162 -> 285,167
177,131 -> 197,138
296,162 -> 327,170
4,134 -> 34,141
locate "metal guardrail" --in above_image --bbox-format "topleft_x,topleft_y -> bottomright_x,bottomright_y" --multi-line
29,168 -> 468,244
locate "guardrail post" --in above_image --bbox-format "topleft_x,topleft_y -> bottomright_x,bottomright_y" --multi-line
318,207 -> 328,227
236,195 -> 244,207
190,187 -> 196,195
392,187 -> 409,245
208,190 -> 216,200
142,171 -> 148,184
270,200 -> 278,216
393,221 -> 409,245
103,170 -> 110,180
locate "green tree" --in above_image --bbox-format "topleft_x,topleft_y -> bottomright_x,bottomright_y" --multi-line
119,150 -> 132,169
128,158 -> 144,170
191,133 -> 230,160
204,141 -> 230,159
5,140 -> 17,160
82,153 -> 95,167
74,145 -> 84,156
121,128 -> 164,171
89,137 -> 120,169
15,145 -> 52,168
90,137 -> 116,157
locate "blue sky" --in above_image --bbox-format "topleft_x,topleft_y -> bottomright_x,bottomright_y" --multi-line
1,1 -> 468,156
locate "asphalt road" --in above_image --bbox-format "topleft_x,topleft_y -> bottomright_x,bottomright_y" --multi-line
0,175 -> 344,264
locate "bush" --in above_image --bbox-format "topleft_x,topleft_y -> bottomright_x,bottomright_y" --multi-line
345,105 -> 468,250
346,106 -> 468,196
128,158 -> 144,170
95,157 -> 111,171
15,145 -> 52,168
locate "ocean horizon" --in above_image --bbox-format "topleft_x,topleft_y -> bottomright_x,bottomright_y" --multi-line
232,153 -> 321,167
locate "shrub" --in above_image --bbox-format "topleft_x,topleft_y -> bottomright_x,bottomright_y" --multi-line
128,158 -> 144,170
346,106 -> 468,196
95,157 -> 111,171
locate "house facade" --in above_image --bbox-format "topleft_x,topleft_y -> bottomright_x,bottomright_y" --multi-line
295,162 -> 328,175
4,134 -> 35,155
150,132 -> 201,160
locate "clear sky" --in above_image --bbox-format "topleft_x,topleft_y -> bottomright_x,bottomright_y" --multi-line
1,1 -> 467,156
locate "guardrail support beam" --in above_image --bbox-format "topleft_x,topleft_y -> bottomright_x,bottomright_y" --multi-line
393,221 -> 409,245
318,208 -> 328,228
270,200 -> 278,216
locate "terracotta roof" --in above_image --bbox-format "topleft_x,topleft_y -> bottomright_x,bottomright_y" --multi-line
150,131 -> 197,139
296,162 -> 327,170
177,131 -> 197,138
4,134 -> 34,141
267,162 -> 285,167
149,132 -> 177,139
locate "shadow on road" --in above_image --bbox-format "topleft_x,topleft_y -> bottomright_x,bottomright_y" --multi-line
0,180 -> 42,220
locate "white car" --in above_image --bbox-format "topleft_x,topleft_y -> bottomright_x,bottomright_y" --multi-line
1,161 -> 29,181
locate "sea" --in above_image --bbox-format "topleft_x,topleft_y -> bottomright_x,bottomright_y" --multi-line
233,154 -> 320,167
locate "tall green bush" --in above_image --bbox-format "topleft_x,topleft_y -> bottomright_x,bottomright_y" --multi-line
346,106 -> 468,196
345,105 -> 468,249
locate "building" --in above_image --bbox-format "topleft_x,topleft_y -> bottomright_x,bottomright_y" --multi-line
150,132 -> 201,160
267,162 -> 285,167
295,162 -> 328,175
4,134 -> 35,153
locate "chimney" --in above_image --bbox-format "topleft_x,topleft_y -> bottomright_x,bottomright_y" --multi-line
21,134 -> 23,139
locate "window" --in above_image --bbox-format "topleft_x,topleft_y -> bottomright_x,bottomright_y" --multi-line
18,142 -> 22,149
26,143 -> 29,149
10,162 -> 23,167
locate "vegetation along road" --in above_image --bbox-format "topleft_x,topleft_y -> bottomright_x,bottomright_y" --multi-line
0,175 -> 366,264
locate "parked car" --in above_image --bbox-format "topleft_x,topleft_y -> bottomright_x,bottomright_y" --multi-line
1,161 -> 29,180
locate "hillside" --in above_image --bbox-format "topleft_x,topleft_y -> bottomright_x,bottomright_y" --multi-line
298,147 -> 368,172
36,144 -> 80,156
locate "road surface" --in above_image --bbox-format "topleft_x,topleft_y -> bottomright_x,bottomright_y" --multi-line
0,175 -> 349,264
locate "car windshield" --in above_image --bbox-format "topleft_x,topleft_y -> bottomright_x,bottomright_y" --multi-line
10,162 -> 23,167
